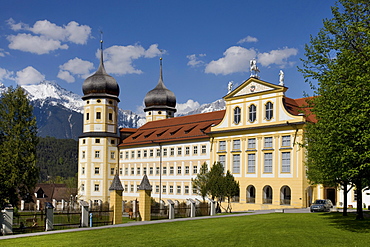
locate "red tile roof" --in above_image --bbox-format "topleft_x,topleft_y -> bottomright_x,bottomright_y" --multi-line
284,96 -> 316,123
119,110 -> 226,147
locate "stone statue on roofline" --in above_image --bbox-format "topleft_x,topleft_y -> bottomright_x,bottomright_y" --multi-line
279,70 -> 284,86
227,81 -> 233,93
250,58 -> 260,79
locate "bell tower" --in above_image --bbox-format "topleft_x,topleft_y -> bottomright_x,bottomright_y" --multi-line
78,39 -> 120,204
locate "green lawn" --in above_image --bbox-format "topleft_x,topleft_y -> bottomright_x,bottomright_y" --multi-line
1,212 -> 370,247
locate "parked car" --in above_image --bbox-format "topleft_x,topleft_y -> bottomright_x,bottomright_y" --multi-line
310,199 -> 333,212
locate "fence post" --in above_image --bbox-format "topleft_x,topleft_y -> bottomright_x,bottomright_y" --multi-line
1,205 -> 13,235
36,200 -> 40,211
168,200 -> 175,219
109,174 -> 124,224
45,203 -> 54,231
208,198 -> 216,216
188,199 -> 196,218
20,200 -> 25,211
80,201 -> 89,227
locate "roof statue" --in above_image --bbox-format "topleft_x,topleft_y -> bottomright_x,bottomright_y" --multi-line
279,70 -> 284,86
227,81 -> 233,93
250,58 -> 260,79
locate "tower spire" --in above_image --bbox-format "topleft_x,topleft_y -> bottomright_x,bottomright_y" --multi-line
99,31 -> 104,69
159,57 -> 163,83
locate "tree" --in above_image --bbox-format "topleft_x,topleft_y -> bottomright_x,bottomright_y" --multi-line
223,170 -> 240,213
192,162 -> 209,201
299,0 -> 370,219
207,162 -> 225,201
0,86 -> 39,209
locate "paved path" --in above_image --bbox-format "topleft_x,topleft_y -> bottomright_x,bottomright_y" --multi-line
0,208 -> 311,240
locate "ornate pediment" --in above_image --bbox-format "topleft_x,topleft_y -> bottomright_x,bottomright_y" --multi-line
234,81 -> 275,97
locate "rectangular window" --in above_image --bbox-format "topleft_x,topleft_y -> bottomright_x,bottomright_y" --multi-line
143,167 -> 147,175
193,165 -> 198,174
282,135 -> 291,147
184,186 -> 189,194
219,141 -> 226,151
233,139 -> 241,150
169,166 -> 174,174
143,150 -> 147,158
120,151 -> 123,159
248,154 -> 256,173
86,113 -> 89,120
201,145 -> 207,154
177,147 -> 182,155
219,155 -> 226,171
162,185 -> 167,193
96,112 -> 101,120
82,151 -> 86,159
185,166 -> 189,174
185,147 -> 190,155
125,151 -> 129,159
81,184 -> 85,191
95,167 -> 99,174
110,167 -> 115,175
125,167 -> 128,175
131,151 -> 135,158
150,149 -> 154,157
149,167 -> 153,175
169,185 -> 174,193
130,184 -> 134,192
137,167 -> 140,175
156,167 -> 160,175
111,151 -> 115,159
131,167 -> 134,175
156,149 -> 160,157
193,146 -> 198,154
264,137 -> 273,148
163,148 -> 167,156
170,148 -> 174,156
95,138 -> 100,144
109,113 -> 113,121
177,166 -> 182,175
248,138 -> 256,149
156,185 -> 159,193
124,184 -> 128,192
95,151 -> 100,158
282,152 -> 291,173
264,153 -> 273,173
163,167 -> 167,175
82,167 -> 85,174
94,184 -> 99,191
233,154 -> 240,173
137,150 -> 141,158
119,167 -> 123,175
111,140 -> 115,145
177,186 -> 181,194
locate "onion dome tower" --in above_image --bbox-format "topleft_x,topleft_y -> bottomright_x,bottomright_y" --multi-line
144,58 -> 176,122
78,39 -> 120,204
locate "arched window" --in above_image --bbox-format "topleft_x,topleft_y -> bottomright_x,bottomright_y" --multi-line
234,107 -> 241,124
265,102 -> 273,120
263,185 -> 273,204
249,104 -> 256,122
280,186 -> 291,205
246,185 -> 256,203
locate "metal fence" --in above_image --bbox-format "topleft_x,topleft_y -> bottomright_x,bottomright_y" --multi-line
175,203 -> 190,218
89,210 -> 113,227
53,211 -> 81,230
195,202 -> 210,217
151,203 -> 168,220
12,211 -> 45,234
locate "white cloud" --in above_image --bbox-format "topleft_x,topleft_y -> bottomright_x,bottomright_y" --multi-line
58,57 -> 94,82
187,54 -> 206,67
205,46 -> 257,75
0,68 -> 14,81
15,66 -> 45,85
101,44 -> 163,75
0,48 -> 10,57
176,99 -> 201,115
258,47 -> 298,68
7,33 -> 68,54
6,19 -> 91,54
204,46 -> 298,75
237,36 -> 258,44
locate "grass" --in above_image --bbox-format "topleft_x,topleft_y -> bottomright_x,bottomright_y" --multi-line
1,212 -> 370,247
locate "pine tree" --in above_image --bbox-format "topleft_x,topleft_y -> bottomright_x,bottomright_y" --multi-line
300,0 -> 370,219
191,162 -> 209,202
0,86 -> 39,209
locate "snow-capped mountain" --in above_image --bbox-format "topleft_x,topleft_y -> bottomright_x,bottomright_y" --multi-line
1,80 -> 225,139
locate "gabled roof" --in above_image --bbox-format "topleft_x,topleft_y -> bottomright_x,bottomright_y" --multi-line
119,110 -> 225,147
284,96 -> 316,123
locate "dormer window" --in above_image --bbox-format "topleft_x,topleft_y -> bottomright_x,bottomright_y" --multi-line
265,102 -> 273,120
249,104 -> 256,122
234,107 -> 241,124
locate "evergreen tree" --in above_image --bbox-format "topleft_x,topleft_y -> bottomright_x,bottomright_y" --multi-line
191,162 -> 209,201
207,162 -> 225,201
223,170 -> 240,213
300,0 -> 370,219
0,86 -> 39,209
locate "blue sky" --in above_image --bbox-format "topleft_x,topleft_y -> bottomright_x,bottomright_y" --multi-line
0,0 -> 336,113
